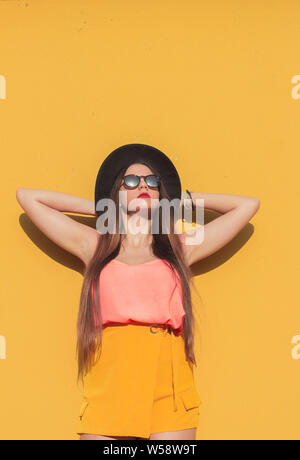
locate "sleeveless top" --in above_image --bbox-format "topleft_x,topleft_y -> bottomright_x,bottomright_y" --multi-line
91,258 -> 186,335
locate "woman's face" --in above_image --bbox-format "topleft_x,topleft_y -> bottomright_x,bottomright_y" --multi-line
119,163 -> 160,213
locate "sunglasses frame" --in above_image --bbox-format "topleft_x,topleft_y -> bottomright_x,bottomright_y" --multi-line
121,174 -> 161,189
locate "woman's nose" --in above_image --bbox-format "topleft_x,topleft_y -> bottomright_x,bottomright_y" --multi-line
138,177 -> 148,188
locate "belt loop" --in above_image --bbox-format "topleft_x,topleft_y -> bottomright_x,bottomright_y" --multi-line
149,324 -> 179,412
170,328 -> 179,412
150,325 -> 159,334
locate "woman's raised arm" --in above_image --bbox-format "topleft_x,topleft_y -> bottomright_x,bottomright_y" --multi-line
179,192 -> 260,266
16,188 -> 99,266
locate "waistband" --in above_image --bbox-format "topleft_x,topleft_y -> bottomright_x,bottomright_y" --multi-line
149,324 -> 179,412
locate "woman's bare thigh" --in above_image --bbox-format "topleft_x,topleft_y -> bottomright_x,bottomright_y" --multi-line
80,433 -> 138,440
149,428 -> 197,440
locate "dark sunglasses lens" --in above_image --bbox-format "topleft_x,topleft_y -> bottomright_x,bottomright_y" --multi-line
124,175 -> 139,188
146,175 -> 160,187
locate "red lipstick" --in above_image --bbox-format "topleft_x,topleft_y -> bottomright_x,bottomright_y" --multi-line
138,193 -> 150,198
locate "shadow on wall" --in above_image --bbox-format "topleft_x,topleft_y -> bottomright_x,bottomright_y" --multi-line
18,210 -> 255,278
18,214 -> 92,277
189,209 -> 255,277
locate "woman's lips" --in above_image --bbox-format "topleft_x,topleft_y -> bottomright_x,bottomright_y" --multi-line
138,193 -> 150,198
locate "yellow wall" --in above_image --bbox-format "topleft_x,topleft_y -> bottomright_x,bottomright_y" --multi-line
1,0 -> 299,440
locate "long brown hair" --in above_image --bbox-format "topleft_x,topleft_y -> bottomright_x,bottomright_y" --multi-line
76,161 -> 200,386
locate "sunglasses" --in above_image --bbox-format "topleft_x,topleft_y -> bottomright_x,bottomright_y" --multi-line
121,174 -> 160,189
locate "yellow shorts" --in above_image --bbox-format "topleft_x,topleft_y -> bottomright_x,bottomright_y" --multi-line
76,323 -> 202,439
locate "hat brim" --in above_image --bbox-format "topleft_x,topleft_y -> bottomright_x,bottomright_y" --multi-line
94,143 -> 181,217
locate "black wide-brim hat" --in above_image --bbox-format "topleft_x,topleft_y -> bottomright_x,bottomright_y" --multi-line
94,143 -> 181,217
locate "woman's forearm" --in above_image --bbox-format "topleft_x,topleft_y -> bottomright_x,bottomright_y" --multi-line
16,188 -> 96,216
189,191 -> 260,214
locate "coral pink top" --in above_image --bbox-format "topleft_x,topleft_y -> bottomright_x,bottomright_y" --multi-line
92,258 -> 186,335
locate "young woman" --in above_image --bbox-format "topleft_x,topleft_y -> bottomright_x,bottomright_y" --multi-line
16,143 -> 260,440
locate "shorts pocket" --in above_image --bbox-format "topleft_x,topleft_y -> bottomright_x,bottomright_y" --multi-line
180,387 -> 202,411
79,399 -> 89,420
